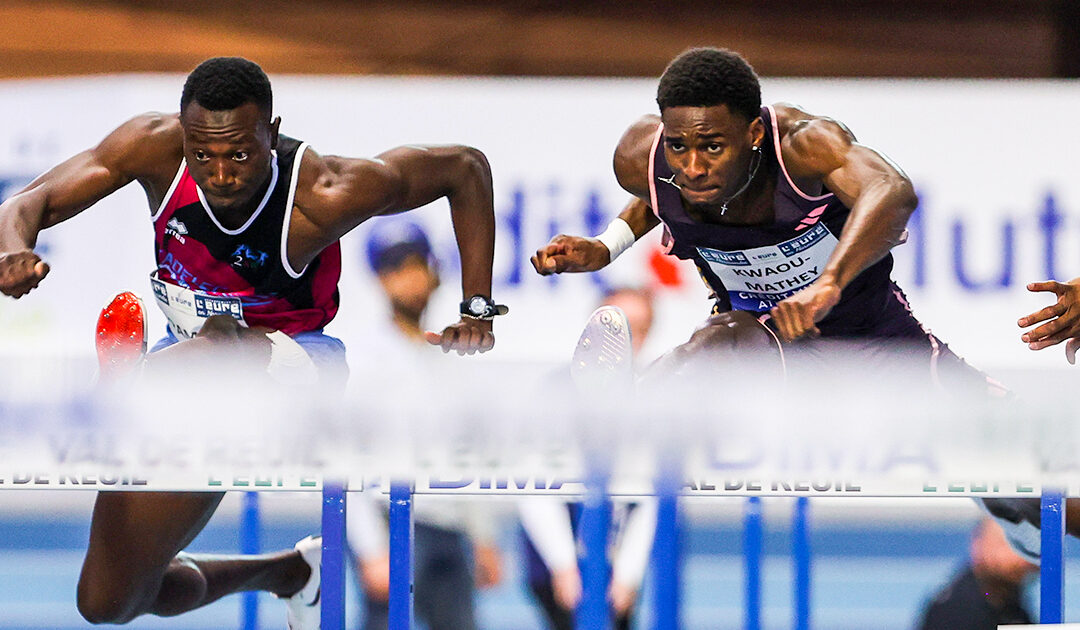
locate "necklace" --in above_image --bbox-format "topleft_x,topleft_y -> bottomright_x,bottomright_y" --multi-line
656,146 -> 764,216
719,147 -> 762,216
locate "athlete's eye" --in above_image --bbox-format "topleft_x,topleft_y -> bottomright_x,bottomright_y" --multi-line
707,143 -> 724,154
232,151 -> 249,162
193,150 -> 209,162
666,141 -> 685,152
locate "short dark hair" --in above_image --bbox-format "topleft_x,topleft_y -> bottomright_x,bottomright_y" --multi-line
181,57 -> 272,115
656,48 -> 761,121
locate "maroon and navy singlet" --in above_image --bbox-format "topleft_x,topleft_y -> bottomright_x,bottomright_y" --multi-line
150,135 -> 341,338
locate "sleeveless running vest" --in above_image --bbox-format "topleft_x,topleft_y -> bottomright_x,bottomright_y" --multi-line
151,135 -> 341,338
648,105 -> 896,336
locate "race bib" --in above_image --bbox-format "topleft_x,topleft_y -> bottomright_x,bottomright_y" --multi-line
150,273 -> 247,339
697,223 -> 838,312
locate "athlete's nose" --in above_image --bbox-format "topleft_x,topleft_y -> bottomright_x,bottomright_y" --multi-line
682,150 -> 707,181
209,160 -> 236,190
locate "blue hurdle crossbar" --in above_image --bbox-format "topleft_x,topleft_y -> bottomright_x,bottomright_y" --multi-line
577,468 -> 613,630
321,482 -> 347,630
652,470 -> 682,630
389,480 -> 415,630
793,497 -> 811,630
240,492 -> 260,630
1041,490 -> 1066,624
744,497 -> 763,630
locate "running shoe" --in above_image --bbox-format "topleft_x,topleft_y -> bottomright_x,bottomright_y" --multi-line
282,535 -> 321,630
95,291 -> 147,381
570,305 -> 633,394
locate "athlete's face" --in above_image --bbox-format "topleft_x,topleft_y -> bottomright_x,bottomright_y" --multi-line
180,101 -> 280,212
660,104 -> 764,209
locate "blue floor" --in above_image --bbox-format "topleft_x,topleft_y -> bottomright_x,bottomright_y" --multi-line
0,506 -> 1076,629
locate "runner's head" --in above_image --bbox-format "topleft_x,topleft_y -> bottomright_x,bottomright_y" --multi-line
655,48 -> 765,209
179,57 -> 280,211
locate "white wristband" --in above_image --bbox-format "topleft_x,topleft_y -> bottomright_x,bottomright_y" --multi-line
595,218 -> 636,262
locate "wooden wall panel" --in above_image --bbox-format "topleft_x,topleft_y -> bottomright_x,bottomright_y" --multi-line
0,0 -> 1073,79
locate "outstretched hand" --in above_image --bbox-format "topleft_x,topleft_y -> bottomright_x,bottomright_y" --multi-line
1019,278 -> 1080,364
0,250 -> 49,298
531,234 -> 610,276
769,280 -> 842,342
425,317 -> 494,355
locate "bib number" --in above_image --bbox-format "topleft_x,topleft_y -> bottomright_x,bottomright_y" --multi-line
697,223 -> 838,312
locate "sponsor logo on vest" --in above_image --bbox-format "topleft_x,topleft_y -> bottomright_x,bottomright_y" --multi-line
231,244 -> 269,272
165,217 -> 188,244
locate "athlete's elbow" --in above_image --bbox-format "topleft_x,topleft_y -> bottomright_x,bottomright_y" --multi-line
886,176 -> 918,219
450,145 -> 492,183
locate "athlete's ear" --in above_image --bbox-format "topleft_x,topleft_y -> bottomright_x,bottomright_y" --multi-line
749,117 -> 765,151
269,116 -> 281,146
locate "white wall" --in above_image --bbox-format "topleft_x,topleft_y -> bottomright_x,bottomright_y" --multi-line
0,74 -> 1076,375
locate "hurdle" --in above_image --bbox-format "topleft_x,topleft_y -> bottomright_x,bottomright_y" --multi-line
2,366 -> 1074,628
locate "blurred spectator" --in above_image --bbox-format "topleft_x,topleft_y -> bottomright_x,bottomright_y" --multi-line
347,219 -> 502,630
519,287 -> 657,630
916,518 -> 1037,630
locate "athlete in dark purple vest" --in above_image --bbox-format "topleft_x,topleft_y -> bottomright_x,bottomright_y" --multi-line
532,47 -> 1078,558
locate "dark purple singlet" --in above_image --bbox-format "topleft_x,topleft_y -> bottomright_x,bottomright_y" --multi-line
649,105 -> 921,339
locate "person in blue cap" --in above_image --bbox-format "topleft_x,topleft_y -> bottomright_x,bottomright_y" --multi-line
349,218 -> 504,630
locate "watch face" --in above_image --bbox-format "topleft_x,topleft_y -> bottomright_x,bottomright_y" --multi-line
468,296 -> 487,315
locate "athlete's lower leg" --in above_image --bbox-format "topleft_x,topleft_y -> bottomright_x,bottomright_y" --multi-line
76,490 -> 306,623
151,549 -> 310,616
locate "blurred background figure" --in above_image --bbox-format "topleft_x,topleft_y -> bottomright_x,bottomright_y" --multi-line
916,518 -> 1038,630
519,286 -> 657,630
348,219 -> 503,630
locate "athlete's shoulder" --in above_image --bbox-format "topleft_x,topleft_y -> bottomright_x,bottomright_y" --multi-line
97,112 -> 183,180
292,144 -> 403,222
770,103 -> 855,177
771,103 -> 855,149
614,114 -> 661,199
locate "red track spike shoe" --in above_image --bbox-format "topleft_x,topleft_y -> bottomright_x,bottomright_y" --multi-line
95,291 -> 148,381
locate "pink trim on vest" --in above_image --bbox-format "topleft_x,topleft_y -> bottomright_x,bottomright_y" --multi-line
648,123 -> 674,254
766,105 -> 833,202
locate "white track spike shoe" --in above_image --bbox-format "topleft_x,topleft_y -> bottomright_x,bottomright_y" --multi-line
281,535 -> 321,630
570,305 -> 634,395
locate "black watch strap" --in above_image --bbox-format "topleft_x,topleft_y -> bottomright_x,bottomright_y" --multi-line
460,295 -> 509,321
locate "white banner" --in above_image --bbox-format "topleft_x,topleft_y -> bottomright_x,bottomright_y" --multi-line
0,75 -> 1077,376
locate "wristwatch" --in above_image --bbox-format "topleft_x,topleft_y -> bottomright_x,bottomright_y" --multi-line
460,295 -> 509,321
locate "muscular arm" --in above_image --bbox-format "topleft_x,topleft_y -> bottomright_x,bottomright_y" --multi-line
769,105 -> 916,340
0,114 -> 180,297
531,116 -> 661,275
780,106 -> 916,290
292,144 -> 497,353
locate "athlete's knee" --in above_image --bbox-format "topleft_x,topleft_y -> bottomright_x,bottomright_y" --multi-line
195,315 -> 244,342
689,310 -> 779,355
76,573 -> 146,624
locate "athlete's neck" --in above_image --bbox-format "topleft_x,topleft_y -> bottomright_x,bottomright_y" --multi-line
210,173 -> 274,231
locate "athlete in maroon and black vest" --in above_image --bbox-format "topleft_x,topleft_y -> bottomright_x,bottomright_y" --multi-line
151,134 -> 341,338
649,105 -> 918,339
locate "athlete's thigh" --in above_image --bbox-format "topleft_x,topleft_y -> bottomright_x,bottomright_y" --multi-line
81,491 -> 225,583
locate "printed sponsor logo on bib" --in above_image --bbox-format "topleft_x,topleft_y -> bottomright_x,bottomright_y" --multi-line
150,274 -> 247,339
194,294 -> 243,318
696,223 -> 838,312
